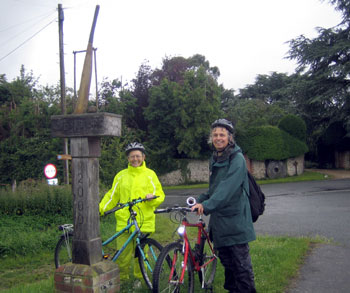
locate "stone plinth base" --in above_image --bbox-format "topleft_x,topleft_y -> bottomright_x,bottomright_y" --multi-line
54,260 -> 119,292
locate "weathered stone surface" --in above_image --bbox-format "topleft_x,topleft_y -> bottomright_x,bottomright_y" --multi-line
51,113 -> 122,138
54,260 -> 120,292
286,155 -> 305,176
51,113 -> 122,267
71,139 -> 101,265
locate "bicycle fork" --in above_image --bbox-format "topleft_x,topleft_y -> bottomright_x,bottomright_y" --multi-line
135,238 -> 157,272
168,241 -> 190,285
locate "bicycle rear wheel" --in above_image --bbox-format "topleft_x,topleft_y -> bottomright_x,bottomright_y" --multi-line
197,237 -> 217,289
153,241 -> 194,293
137,237 -> 163,290
54,233 -> 73,268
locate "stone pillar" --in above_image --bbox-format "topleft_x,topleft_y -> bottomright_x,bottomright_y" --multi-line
51,113 -> 122,292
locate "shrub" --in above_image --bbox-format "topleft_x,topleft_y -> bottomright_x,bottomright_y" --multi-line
237,126 -> 308,161
0,182 -> 72,217
278,114 -> 307,141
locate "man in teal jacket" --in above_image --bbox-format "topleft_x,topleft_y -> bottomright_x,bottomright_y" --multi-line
191,119 -> 256,293
99,142 -> 165,286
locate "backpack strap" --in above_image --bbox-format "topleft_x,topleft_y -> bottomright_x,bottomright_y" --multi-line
228,149 -> 241,162
228,149 -> 249,195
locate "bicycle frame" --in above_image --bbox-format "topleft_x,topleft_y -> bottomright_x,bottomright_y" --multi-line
101,199 -> 158,272
56,196 -> 163,290
102,210 -> 152,270
173,214 -> 216,287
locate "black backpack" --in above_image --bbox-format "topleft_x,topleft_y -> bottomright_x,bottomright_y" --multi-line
246,171 -> 266,222
229,151 -> 266,222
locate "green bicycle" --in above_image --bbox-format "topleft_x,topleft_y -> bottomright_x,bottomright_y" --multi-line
54,196 -> 163,290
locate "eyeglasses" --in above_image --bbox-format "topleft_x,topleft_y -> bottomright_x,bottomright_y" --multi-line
128,155 -> 143,159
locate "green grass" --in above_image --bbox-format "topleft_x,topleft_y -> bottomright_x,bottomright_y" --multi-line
0,212 -> 324,293
257,170 -> 328,185
0,170 -> 331,292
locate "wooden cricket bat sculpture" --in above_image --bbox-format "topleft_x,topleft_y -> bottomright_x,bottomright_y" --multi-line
74,5 -> 100,114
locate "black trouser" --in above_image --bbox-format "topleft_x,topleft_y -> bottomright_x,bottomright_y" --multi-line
217,243 -> 256,293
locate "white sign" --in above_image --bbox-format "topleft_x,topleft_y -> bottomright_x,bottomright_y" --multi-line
47,178 -> 58,185
44,163 -> 57,179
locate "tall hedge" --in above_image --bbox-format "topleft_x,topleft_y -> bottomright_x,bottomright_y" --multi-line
237,125 -> 308,161
278,114 -> 307,141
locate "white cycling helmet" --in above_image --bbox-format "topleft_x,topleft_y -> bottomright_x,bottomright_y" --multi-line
125,142 -> 146,155
211,118 -> 234,134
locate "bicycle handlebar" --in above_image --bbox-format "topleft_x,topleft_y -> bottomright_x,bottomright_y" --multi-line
104,196 -> 159,216
154,206 -> 194,214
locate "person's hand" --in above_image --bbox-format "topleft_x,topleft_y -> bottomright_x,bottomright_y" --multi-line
145,194 -> 155,200
191,203 -> 204,215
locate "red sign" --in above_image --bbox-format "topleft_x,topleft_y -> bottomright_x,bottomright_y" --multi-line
44,164 -> 57,179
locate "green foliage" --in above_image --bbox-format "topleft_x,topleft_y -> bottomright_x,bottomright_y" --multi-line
0,183 -> 72,217
145,62 -> 221,174
237,72 -> 297,112
0,68 -> 63,185
238,126 -> 308,161
0,208 -> 319,293
278,114 -> 307,141
100,137 -> 129,187
286,2 -> 350,160
227,99 -> 286,130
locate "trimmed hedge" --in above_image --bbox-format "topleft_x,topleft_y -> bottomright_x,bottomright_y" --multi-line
237,126 -> 308,161
278,114 -> 307,141
0,183 -> 72,217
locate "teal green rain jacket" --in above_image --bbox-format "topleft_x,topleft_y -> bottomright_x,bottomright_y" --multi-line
197,144 -> 256,248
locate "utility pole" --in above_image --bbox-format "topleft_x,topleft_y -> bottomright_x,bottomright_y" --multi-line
58,4 -> 69,184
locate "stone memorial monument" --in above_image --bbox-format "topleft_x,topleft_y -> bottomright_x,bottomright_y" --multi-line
52,113 -> 122,292
52,5 -> 122,292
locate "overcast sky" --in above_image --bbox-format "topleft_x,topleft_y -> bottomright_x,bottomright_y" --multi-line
0,0 -> 343,92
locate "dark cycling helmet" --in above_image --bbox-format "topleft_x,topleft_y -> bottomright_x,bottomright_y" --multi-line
211,118 -> 234,134
125,142 -> 146,155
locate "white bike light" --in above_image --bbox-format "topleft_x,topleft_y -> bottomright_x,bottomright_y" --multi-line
177,225 -> 186,236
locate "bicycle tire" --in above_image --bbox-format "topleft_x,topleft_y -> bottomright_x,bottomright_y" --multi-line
137,237 -> 163,290
197,236 -> 217,289
153,241 -> 194,293
54,233 -> 73,268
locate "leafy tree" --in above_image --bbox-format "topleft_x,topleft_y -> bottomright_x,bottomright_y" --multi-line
0,69 -> 63,184
175,68 -> 221,158
145,56 -> 222,173
237,72 -> 298,112
226,98 -> 286,130
287,0 -> 350,141
130,62 -> 153,132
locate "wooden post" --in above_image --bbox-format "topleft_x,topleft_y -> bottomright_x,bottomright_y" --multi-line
51,113 -> 122,292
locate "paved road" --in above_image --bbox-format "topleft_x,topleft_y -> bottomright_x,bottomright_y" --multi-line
163,178 -> 350,292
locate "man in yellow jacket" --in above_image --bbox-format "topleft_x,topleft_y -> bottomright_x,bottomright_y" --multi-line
99,142 -> 165,285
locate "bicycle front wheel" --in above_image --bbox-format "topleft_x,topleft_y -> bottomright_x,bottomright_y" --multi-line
153,241 -> 194,293
197,237 -> 217,289
54,233 -> 73,268
137,237 -> 163,290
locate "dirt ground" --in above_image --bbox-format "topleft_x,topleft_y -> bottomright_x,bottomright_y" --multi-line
306,168 -> 350,179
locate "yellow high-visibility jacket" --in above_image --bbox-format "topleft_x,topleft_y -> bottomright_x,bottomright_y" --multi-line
99,161 -> 165,232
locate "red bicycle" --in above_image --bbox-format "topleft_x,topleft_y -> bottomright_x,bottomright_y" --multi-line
152,197 -> 217,292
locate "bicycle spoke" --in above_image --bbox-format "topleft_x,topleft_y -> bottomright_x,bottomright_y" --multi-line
153,242 -> 194,292
138,237 -> 163,290
197,237 -> 217,289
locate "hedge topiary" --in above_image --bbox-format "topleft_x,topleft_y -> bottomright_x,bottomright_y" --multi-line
278,114 -> 307,141
237,125 -> 308,161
